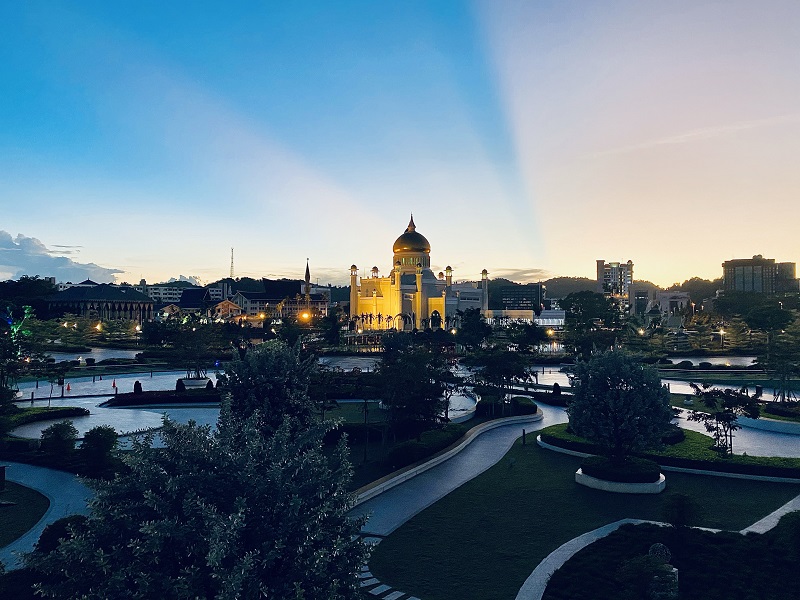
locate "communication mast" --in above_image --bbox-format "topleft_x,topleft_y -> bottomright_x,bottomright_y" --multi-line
230,248 -> 235,279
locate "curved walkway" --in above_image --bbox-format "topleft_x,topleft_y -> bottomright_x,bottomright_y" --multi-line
0,462 -> 92,569
350,405 -> 568,536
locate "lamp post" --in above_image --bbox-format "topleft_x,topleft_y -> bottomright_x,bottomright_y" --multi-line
719,328 -> 725,350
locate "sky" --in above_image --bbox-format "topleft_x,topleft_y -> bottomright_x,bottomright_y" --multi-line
2,1 -> 799,288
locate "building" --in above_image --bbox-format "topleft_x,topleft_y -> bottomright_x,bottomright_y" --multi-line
500,284 -> 546,313
349,216 -> 488,331
48,283 -> 154,324
720,255 -> 799,294
596,260 -> 634,298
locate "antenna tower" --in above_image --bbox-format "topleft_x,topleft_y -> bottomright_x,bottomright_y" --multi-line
230,248 -> 235,279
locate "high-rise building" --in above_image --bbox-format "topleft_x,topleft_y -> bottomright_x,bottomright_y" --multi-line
500,284 -> 546,314
596,260 -> 634,298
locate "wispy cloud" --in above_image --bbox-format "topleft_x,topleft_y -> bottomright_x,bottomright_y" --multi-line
0,231 -> 121,283
491,267 -> 550,283
594,114 -> 800,157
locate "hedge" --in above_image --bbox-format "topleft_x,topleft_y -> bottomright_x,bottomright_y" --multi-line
764,402 -> 800,421
382,428 -> 465,471
7,407 -> 90,427
580,455 -> 662,483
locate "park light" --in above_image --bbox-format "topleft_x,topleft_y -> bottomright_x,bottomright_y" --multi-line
63,322 -> 68,328
135,325 -> 141,332
259,313 -> 265,319
357,328 -> 363,334
95,323 -> 102,331
546,329 -> 554,337
301,312 -> 310,320
638,328 -> 645,336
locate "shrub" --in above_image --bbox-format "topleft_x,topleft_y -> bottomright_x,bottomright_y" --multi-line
35,515 -> 88,554
511,396 -> 538,415
581,455 -> 662,483
675,360 -> 694,369
40,420 -> 79,456
661,425 -> 685,445
765,402 -> 800,420
175,378 -> 186,392
133,380 -> 143,394
80,425 -> 118,471
85,358 -> 96,366
698,362 -> 712,369
205,379 -> 214,390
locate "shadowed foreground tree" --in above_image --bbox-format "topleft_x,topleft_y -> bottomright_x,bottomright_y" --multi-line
567,351 -> 672,465
27,410 -> 367,599
28,340 -> 367,599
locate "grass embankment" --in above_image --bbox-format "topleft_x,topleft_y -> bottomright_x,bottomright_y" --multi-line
368,437 -> 800,600
0,482 -> 50,548
543,517 -> 800,600
541,423 -> 800,478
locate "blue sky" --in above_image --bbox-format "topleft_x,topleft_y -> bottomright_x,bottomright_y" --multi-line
2,1 -> 799,287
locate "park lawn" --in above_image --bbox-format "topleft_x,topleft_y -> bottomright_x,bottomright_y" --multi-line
368,439 -> 800,600
0,482 -> 50,547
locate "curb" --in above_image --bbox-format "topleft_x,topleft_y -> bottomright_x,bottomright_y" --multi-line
536,436 -> 800,484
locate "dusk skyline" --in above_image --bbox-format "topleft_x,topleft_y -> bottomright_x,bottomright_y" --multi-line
3,1 -> 799,287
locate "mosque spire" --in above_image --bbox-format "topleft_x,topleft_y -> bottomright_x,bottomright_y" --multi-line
407,213 -> 416,232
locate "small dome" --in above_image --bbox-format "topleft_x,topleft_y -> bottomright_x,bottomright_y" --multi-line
393,215 -> 431,254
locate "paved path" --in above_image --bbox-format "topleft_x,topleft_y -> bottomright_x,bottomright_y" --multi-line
350,405 -> 568,537
0,462 -> 92,569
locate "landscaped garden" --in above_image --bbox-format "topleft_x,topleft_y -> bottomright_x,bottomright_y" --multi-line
542,515 -> 800,600
368,437 -> 800,600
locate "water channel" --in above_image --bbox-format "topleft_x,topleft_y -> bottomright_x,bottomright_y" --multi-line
10,349 -> 795,455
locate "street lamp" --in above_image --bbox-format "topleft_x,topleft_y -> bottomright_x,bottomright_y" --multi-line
719,328 -> 725,349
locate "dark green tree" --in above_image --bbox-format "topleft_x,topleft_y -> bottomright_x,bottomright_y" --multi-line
378,345 -> 448,435
472,349 -> 531,416
27,411 -> 368,599
455,308 -> 491,351
80,425 -> 119,473
40,420 -> 79,457
509,322 -> 548,353
567,351 -> 672,465
217,340 -> 316,437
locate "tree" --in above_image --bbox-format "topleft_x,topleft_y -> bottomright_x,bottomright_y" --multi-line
454,308 -> 491,351
321,307 -> 342,346
561,291 -> 620,359
217,340 -> 317,437
687,383 -> 760,456
378,345 -> 448,435
508,322 -> 547,353
472,349 -> 531,416
567,351 -> 672,465
40,420 -> 79,457
80,425 -> 119,473
27,411 -> 368,599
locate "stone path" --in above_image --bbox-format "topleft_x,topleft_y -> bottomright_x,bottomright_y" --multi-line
0,462 -> 92,569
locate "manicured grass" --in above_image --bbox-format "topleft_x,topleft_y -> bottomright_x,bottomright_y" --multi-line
0,481 -> 50,547
543,517 -> 800,600
368,439 -> 800,600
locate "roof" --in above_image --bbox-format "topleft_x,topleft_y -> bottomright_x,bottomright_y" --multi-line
178,288 -> 207,309
50,284 -> 152,303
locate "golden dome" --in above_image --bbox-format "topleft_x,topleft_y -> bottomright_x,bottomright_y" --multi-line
392,215 -> 431,254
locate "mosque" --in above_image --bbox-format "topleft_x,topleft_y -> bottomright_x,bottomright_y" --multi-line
349,216 -> 488,331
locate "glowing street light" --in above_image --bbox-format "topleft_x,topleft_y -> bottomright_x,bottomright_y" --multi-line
719,328 -> 725,349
